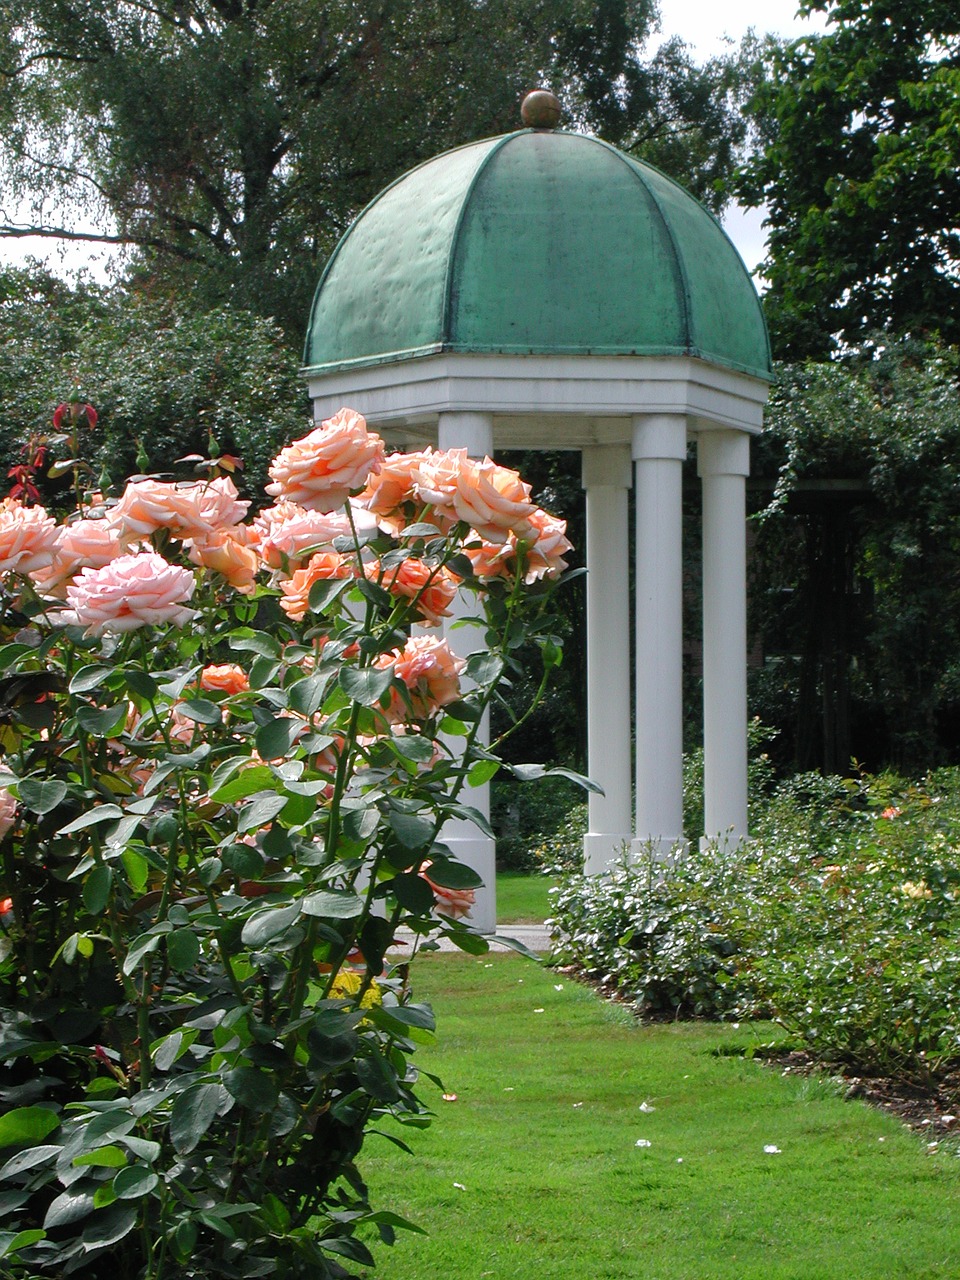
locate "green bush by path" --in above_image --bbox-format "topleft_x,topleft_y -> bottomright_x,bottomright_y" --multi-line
550,767 -> 960,1082
360,953 -> 960,1280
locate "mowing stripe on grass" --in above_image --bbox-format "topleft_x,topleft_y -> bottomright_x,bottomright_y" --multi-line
360,952 -> 960,1280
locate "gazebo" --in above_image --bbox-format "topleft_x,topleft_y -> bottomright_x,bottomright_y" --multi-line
302,92 -> 772,930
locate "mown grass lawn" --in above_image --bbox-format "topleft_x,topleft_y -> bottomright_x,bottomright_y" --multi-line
494,871 -> 557,924
360,951 -> 960,1280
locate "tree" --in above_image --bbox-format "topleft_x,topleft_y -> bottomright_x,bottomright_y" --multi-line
737,2 -> 960,359
0,1 -> 749,338
749,338 -> 960,773
0,264 -> 307,502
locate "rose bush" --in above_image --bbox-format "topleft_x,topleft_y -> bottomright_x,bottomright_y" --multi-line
0,406 -> 578,1279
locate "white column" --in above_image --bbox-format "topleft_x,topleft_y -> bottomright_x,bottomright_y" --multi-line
437,412 -> 497,933
632,415 -> 687,858
581,445 -> 633,873
698,429 -> 751,848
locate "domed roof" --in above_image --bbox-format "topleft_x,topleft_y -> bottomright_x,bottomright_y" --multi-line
303,127 -> 771,383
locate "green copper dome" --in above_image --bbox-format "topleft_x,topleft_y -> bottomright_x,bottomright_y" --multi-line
304,129 -> 772,382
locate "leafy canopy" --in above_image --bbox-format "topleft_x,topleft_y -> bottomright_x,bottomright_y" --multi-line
0,0 -> 750,337
737,0 -> 960,358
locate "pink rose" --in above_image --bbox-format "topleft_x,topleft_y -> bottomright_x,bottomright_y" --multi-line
374,635 -> 465,721
452,457 -> 536,545
265,409 -> 385,512
0,788 -> 17,841
30,518 -> 123,597
0,499 -> 61,575
108,476 -> 248,544
66,552 -> 197,635
254,502 -> 376,570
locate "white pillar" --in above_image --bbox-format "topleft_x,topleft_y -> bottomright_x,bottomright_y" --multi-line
437,412 -> 497,932
698,430 -> 751,847
632,415 -> 687,857
581,445 -> 633,873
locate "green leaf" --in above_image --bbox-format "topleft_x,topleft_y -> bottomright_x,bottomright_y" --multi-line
240,902 -> 302,947
340,666 -> 394,706
0,1228 -> 46,1257
124,669 -> 159,699
465,652 -> 505,685
169,1082 -> 223,1155
237,793 -> 288,833
228,630 -> 281,659
287,671 -> 331,717
355,1053 -> 400,1103
43,1187 -> 95,1229
210,765 -> 275,804
223,1066 -> 279,1113
388,872 -> 436,914
342,807 -> 379,843
307,576 -> 351,613
81,1202 -> 138,1247
73,1145 -> 127,1169
17,778 -> 67,816
255,717 -> 304,760
69,666 -> 113,694
178,698 -> 222,725
468,759 -> 500,787
113,1165 -> 158,1200
0,1144 -> 60,1180
0,1106 -> 59,1149
76,703 -> 129,737
420,858 -> 482,890
122,928 -> 168,976
389,811 -> 435,850
152,1030 -> 193,1073
82,864 -> 113,916
300,890 -> 364,920
167,929 -> 200,971
121,848 -> 149,894
58,805 -> 124,835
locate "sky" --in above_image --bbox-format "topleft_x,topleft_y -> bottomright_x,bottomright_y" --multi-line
0,0 -> 829,282
658,0 -> 829,273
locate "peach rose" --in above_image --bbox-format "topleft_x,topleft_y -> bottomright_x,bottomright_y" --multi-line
517,508 -> 573,582
66,552 -> 197,635
30,518 -> 124,597
109,476 -> 249,544
0,499 -> 61,575
265,409 -> 385,512
366,556 -> 459,626
0,788 -> 17,841
188,528 -> 260,594
358,449 -> 433,535
254,502 -> 376,570
452,457 -> 536,545
278,551 -> 355,622
420,862 -> 475,920
411,448 -> 467,527
374,635 -> 465,721
463,537 -> 515,582
200,664 -> 250,695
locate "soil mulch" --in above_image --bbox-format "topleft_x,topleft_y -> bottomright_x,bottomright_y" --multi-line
761,1048 -> 960,1144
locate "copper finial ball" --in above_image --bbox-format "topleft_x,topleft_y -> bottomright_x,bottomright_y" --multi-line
521,89 -> 562,129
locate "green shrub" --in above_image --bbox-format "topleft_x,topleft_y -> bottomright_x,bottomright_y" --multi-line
550,768 -> 960,1081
